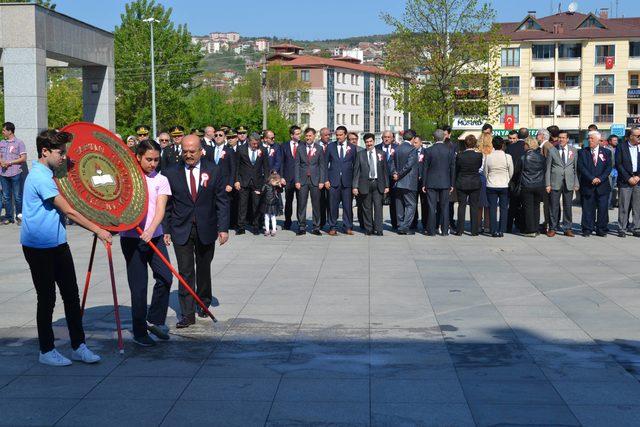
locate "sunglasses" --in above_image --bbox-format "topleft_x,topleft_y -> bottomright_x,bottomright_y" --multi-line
214,133 -> 225,137
158,139 -> 170,142
238,132 -> 247,134
228,136 -> 238,139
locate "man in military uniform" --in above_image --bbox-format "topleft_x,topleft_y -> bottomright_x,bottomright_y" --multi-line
226,129 -> 240,229
237,126 -> 249,146
160,126 -> 185,170
191,128 -> 204,138
136,125 -> 151,144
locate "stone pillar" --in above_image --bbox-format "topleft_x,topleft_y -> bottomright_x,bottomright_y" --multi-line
82,65 -> 115,132
2,47 -> 47,158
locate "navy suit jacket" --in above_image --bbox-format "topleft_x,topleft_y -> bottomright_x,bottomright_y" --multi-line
326,141 -> 357,187
577,147 -> 612,195
393,141 -> 419,191
615,142 -> 640,188
280,140 -> 298,183
423,142 -> 456,189
375,142 -> 399,176
162,159 -> 229,246
264,143 -> 282,174
203,144 -> 236,187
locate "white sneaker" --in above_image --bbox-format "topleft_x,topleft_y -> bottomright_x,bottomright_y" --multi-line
39,349 -> 72,366
71,343 -> 101,364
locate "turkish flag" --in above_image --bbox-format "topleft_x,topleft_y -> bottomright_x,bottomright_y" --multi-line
504,114 -> 515,130
605,56 -> 615,69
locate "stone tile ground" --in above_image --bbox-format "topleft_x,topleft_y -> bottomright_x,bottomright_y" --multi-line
1,207 -> 640,426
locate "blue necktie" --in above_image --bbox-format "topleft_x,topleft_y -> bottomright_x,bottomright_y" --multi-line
215,147 -> 221,164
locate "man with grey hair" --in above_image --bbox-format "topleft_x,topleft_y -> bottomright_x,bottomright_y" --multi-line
234,132 -> 270,235
202,126 -> 216,148
577,130 -> 612,236
422,129 -> 455,236
615,126 -> 640,237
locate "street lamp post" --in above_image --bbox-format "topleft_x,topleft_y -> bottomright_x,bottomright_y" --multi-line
143,17 -> 159,139
261,55 -> 268,130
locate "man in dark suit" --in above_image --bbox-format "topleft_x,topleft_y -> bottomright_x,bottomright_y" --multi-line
224,129 -> 241,229
422,129 -> 455,236
262,129 -> 282,174
376,130 -> 399,230
160,126 -> 185,171
615,127 -> 640,237
325,126 -> 357,235
353,133 -> 389,235
454,135 -> 483,235
234,133 -> 270,235
578,130 -> 612,237
204,128 -> 236,194
295,128 -> 326,235
393,129 -> 420,234
442,125 -> 458,230
162,135 -> 229,328
281,125 -> 301,230
412,137 -> 428,232
318,127 -> 332,229
506,128 -> 527,233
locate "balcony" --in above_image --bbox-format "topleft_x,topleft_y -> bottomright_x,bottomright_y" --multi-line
594,115 -> 614,123
630,57 -> 640,71
530,59 -> 555,73
556,58 -> 581,72
530,88 -> 554,101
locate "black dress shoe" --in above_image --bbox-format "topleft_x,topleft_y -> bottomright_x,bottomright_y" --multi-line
491,232 -> 500,238
375,231 -> 384,236
596,231 -> 607,237
470,232 -> 479,237
365,230 -> 373,236
633,232 -> 640,237
236,229 -> 245,235
283,223 -> 291,230
397,230 -> 407,235
582,232 -> 591,237
498,232 -> 504,237
176,315 -> 196,329
297,230 -> 307,236
311,229 -> 322,236
454,232 -> 463,236
618,230 -> 627,238
252,229 -> 260,235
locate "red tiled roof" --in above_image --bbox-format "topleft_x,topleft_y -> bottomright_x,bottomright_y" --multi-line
270,55 -> 397,77
499,12 -> 640,41
271,43 -> 304,50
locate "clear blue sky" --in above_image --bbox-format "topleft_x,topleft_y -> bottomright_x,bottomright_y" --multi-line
53,0 -> 634,39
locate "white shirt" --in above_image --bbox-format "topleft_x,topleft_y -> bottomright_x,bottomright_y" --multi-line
214,144 -> 224,163
629,142 -> 639,173
591,146 -> 600,163
184,161 -> 201,194
203,137 -> 214,148
290,140 -> 298,156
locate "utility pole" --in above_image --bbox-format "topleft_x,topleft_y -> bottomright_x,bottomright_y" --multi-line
143,17 -> 159,139
261,53 -> 268,130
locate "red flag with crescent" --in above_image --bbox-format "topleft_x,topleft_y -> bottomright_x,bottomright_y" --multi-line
605,56 -> 614,69
504,114 -> 515,130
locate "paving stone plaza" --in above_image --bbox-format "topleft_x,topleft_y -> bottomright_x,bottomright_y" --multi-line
1,206 -> 640,426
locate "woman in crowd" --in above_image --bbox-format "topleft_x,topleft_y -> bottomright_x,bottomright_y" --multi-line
484,136 -> 513,237
454,135 -> 483,236
518,136 -> 546,237
119,140 -> 173,346
476,133 -> 493,233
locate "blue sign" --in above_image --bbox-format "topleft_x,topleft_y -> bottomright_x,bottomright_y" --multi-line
610,124 -> 626,138
628,88 -> 640,99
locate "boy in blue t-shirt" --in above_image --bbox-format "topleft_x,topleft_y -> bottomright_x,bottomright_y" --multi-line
21,130 -> 112,367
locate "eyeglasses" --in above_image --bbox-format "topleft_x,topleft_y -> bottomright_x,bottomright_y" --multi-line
214,133 -> 225,137
238,132 -> 247,135
158,139 -> 170,142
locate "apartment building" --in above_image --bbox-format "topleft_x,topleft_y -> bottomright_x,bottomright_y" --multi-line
493,8 -> 640,140
268,44 -> 409,135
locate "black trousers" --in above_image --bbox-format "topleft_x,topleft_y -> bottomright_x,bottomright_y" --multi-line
284,183 -> 298,227
297,177 -> 321,230
457,188 -> 480,235
238,184 -> 262,230
320,187 -> 329,228
541,191 -> 551,230
23,243 -> 85,353
581,189 -> 610,234
388,187 -> 398,229
427,188 -> 450,235
412,189 -> 428,231
507,191 -> 525,233
120,236 -> 173,338
229,189 -> 240,229
361,180 -> 384,233
522,187 -> 544,234
173,225 -> 215,318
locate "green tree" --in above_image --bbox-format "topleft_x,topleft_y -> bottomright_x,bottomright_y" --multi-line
47,69 -> 82,129
114,0 -> 203,136
383,0 -> 506,128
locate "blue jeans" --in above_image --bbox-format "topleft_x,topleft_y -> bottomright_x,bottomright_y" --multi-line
487,187 -> 509,234
0,174 -> 22,221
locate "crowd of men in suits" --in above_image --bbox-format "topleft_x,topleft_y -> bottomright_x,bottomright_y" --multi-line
148,121 -> 640,240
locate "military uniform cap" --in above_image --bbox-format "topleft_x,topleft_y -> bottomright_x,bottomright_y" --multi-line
191,128 -> 204,137
170,126 -> 185,137
236,126 -> 248,134
136,125 -> 150,135
226,129 -> 238,137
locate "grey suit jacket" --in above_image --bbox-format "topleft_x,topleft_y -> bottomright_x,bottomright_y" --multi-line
545,145 -> 579,191
295,142 -> 326,186
393,141 -> 419,191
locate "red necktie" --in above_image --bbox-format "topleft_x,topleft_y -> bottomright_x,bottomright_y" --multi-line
189,165 -> 197,202
293,143 -> 297,158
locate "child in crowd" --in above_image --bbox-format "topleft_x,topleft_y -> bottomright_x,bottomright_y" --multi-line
262,172 -> 283,236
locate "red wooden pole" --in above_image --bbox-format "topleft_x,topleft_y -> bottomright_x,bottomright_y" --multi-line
135,227 -> 217,323
105,242 -> 125,353
80,234 -> 98,317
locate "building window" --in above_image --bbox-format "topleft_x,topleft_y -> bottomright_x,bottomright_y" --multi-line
629,103 -> 640,116
301,113 -> 310,124
594,75 -> 614,94
558,43 -> 582,58
533,103 -> 552,117
534,75 -> 554,89
342,93 -> 346,104
579,15 -> 606,29
300,91 -> 310,102
300,70 -> 310,82
342,114 -> 346,124
559,74 -> 580,88
532,44 -> 554,60
501,48 -> 520,67
517,17 -> 542,31
501,76 -> 519,95
595,45 -> 615,65
351,94 -> 355,105
631,74 -> 640,88
561,103 -> 580,117
336,113 -> 341,125
355,75 -> 359,85
500,104 -> 519,122
355,115 -> 359,125
289,113 -> 297,123
356,95 -> 359,105
631,42 -> 640,58
336,92 -> 341,104
594,104 -> 614,122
